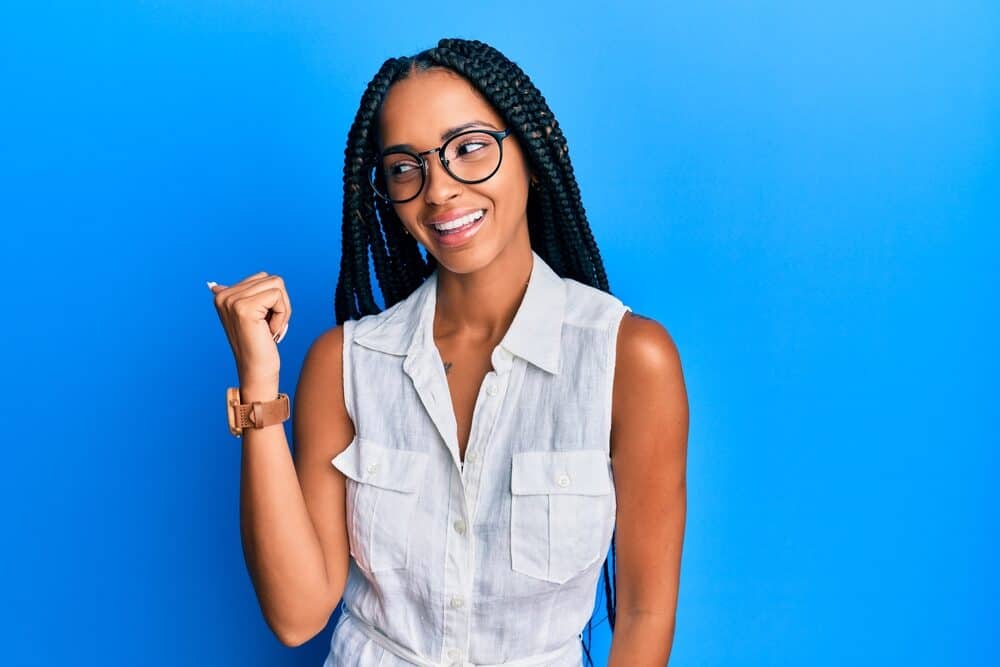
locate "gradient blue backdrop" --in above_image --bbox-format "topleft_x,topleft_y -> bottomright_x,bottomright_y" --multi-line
2,1 -> 996,665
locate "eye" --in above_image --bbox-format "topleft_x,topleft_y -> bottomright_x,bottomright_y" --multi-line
456,140 -> 488,156
386,159 -> 420,177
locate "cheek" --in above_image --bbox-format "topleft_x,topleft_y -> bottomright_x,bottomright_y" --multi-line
495,178 -> 529,218
488,171 -> 529,209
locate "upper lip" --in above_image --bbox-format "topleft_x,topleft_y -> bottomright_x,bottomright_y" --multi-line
426,208 -> 486,225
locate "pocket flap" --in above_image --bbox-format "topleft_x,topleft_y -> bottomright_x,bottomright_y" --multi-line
331,436 -> 428,493
511,449 -> 612,496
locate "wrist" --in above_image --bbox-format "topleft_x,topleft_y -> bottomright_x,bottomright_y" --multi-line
226,385 -> 290,438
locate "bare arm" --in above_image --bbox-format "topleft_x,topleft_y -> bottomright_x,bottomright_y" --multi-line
606,312 -> 689,666
240,325 -> 355,646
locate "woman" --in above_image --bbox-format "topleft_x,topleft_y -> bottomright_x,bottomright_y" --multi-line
210,37 -> 688,666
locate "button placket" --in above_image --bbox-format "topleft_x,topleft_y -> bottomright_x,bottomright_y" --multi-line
443,349 -> 517,664
444,458 -> 472,665
461,345 -> 512,478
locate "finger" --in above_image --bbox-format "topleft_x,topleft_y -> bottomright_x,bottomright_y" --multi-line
232,286 -> 287,339
274,320 -> 289,344
208,270 -> 268,295
214,278 -> 269,328
214,276 -> 290,348
238,271 -> 269,284
262,284 -> 291,340
269,281 -> 293,342
208,275 -> 268,355
215,272 -> 279,304
229,275 -> 292,341
207,281 -> 241,361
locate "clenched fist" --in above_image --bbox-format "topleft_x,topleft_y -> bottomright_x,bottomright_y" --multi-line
207,271 -> 291,391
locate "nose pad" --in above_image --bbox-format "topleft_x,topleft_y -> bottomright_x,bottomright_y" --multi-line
423,153 -> 461,202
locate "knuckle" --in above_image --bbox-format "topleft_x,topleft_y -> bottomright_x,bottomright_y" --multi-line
243,271 -> 267,283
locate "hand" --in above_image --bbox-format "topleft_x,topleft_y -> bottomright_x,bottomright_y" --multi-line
207,271 -> 291,388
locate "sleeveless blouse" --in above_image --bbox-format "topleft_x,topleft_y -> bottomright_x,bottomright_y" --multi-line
324,250 -> 631,667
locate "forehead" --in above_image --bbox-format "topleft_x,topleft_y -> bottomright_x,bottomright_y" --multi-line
378,68 -> 502,149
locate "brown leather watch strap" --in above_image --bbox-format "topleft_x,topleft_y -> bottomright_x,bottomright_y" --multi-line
227,387 -> 290,437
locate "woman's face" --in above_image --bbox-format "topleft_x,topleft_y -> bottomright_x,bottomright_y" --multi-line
377,67 -> 534,273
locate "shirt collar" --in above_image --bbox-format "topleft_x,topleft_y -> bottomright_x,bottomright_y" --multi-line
353,249 -> 566,375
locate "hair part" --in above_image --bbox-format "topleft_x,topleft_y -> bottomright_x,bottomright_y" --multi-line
333,37 -> 618,664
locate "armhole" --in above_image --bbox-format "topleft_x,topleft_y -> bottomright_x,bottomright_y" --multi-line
341,318 -> 358,430
606,303 -> 631,454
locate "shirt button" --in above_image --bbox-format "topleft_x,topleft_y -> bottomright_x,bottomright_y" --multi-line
366,462 -> 379,474
450,596 -> 465,609
448,648 -> 462,660
466,452 -> 478,463
557,474 -> 570,487
453,519 -> 467,535
486,383 -> 498,396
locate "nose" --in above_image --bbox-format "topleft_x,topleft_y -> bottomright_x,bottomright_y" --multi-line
423,151 -> 462,205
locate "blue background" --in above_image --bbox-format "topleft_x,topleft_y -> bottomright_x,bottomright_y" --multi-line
2,1 -> 996,665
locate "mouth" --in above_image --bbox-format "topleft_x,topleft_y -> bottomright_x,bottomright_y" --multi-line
429,208 -> 487,247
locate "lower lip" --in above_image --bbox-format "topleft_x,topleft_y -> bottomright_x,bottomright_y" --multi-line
431,210 -> 487,248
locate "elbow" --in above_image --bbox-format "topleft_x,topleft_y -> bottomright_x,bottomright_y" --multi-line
276,628 -> 313,648
275,629 -> 305,648
274,616 -> 325,648
267,576 -> 346,647
271,605 -> 336,648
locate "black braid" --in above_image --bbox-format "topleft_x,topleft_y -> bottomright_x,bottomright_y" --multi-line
333,38 -> 620,664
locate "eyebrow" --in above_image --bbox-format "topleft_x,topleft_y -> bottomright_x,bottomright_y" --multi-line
381,120 -> 500,154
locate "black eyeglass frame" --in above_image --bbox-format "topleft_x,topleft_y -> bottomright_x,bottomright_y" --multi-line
368,127 -> 513,203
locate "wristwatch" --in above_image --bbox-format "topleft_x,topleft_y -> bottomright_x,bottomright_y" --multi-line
226,387 -> 290,437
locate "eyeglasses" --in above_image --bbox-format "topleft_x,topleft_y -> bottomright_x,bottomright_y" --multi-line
368,127 -> 512,203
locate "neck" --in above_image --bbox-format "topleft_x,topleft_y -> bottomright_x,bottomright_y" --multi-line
433,238 -> 533,345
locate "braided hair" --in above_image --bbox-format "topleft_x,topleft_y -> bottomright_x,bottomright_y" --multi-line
333,37 -> 619,664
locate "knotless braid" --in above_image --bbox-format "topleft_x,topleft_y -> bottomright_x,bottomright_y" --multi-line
333,38 -> 620,665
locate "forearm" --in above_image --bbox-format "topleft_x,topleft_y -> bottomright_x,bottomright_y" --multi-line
606,612 -> 676,667
239,385 -> 332,646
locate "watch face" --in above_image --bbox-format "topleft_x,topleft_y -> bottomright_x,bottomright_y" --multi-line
227,387 -> 242,436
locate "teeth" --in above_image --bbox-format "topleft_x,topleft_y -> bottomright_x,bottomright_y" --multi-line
433,209 -> 484,231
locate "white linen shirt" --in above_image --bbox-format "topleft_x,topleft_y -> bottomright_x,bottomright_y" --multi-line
324,249 -> 631,667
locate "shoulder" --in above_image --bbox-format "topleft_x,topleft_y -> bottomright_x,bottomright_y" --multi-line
294,324 -> 355,457
616,311 -> 682,374
612,310 -> 687,434
304,322 -> 345,367
297,325 -> 347,412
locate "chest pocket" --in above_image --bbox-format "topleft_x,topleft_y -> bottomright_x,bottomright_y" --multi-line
331,436 -> 429,574
510,449 -> 616,585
